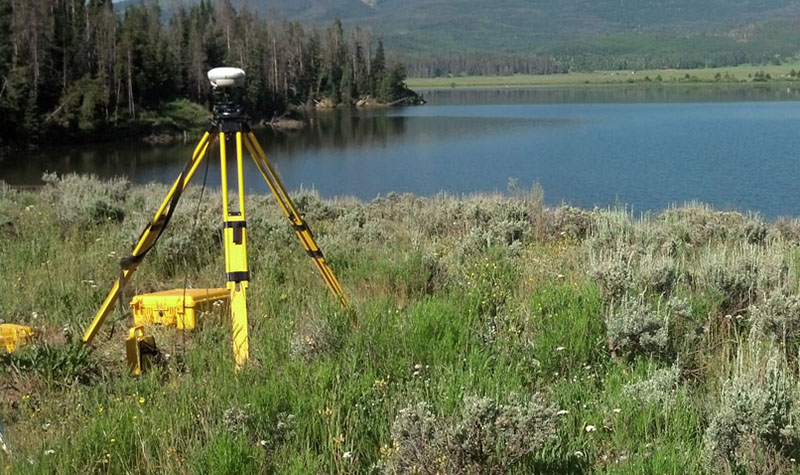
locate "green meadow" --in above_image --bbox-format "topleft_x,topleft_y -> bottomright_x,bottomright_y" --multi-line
407,62 -> 800,89
3,175 -> 800,473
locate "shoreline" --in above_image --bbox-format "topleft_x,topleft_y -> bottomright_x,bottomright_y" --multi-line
4,178 -> 798,222
407,63 -> 800,89
412,80 -> 800,91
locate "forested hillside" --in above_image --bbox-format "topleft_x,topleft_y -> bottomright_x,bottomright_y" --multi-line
0,0 -> 417,146
147,0 -> 800,35
142,0 -> 800,50
126,0 -> 800,76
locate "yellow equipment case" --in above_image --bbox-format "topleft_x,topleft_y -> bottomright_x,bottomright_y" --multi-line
1,323 -> 34,353
130,288 -> 230,330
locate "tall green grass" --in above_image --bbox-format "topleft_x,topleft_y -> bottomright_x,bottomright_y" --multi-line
3,176 -> 800,473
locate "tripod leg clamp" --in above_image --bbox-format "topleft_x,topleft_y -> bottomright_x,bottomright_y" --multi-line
125,326 -> 157,375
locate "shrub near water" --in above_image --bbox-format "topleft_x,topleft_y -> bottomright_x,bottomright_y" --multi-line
704,343 -> 800,473
7,176 -> 800,472
606,295 -> 691,359
750,290 -> 800,355
41,172 -> 129,227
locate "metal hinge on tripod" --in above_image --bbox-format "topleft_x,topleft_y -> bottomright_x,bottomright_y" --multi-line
223,220 -> 246,244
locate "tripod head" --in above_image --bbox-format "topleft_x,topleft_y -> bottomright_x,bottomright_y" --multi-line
208,67 -> 246,120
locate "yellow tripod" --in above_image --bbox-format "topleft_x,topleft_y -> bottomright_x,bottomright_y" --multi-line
82,68 -> 348,368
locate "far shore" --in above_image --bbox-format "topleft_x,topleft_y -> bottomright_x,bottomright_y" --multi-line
407,62 -> 800,89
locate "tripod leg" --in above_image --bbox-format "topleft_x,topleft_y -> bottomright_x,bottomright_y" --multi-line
220,131 -> 250,367
83,131 -> 216,344
242,132 -> 349,307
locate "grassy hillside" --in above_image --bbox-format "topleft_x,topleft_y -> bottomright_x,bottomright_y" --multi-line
4,176 -> 800,472
406,61 -> 800,88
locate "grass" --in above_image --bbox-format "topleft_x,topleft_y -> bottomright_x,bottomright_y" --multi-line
407,62 -> 800,89
3,177 -> 800,473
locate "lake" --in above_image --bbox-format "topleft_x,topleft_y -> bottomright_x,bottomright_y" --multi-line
3,84 -> 800,218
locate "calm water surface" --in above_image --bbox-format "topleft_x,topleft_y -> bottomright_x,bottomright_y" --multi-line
4,84 -> 800,218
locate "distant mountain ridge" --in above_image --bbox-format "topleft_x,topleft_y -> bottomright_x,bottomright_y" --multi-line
130,0 -> 800,53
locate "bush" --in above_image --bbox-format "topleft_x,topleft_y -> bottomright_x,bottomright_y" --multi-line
293,189 -> 341,222
606,295 -> 690,358
750,290 -> 800,353
158,99 -> 212,130
382,402 -> 442,474
41,172 -> 129,227
623,363 -> 681,405
589,246 -> 634,302
658,204 -> 767,246
222,403 -> 254,436
122,185 -> 221,274
0,186 -> 15,236
704,344 -> 800,473
0,180 -> 11,199
634,252 -> 679,296
542,205 -> 593,241
453,197 -> 530,255
770,218 -> 800,242
380,394 -> 558,474
585,207 -> 636,251
449,394 -> 558,474
694,244 -> 789,314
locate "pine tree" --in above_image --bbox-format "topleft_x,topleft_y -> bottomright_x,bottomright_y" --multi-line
324,19 -> 346,101
340,61 -> 355,106
370,40 -> 385,97
381,62 -> 407,103
0,0 -> 15,142
353,38 -> 369,99
0,0 -> 11,80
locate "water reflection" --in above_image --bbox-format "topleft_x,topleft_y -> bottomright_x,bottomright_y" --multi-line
2,110 -> 415,185
3,85 -> 800,218
421,84 -> 800,105
1,104 -> 575,186
258,109 -> 409,154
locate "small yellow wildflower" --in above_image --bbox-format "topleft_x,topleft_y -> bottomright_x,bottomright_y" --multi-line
138,396 -> 146,404
379,443 -> 395,459
98,406 -> 104,414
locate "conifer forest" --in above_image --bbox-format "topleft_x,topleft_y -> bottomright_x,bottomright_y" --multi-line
0,0 -> 416,145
